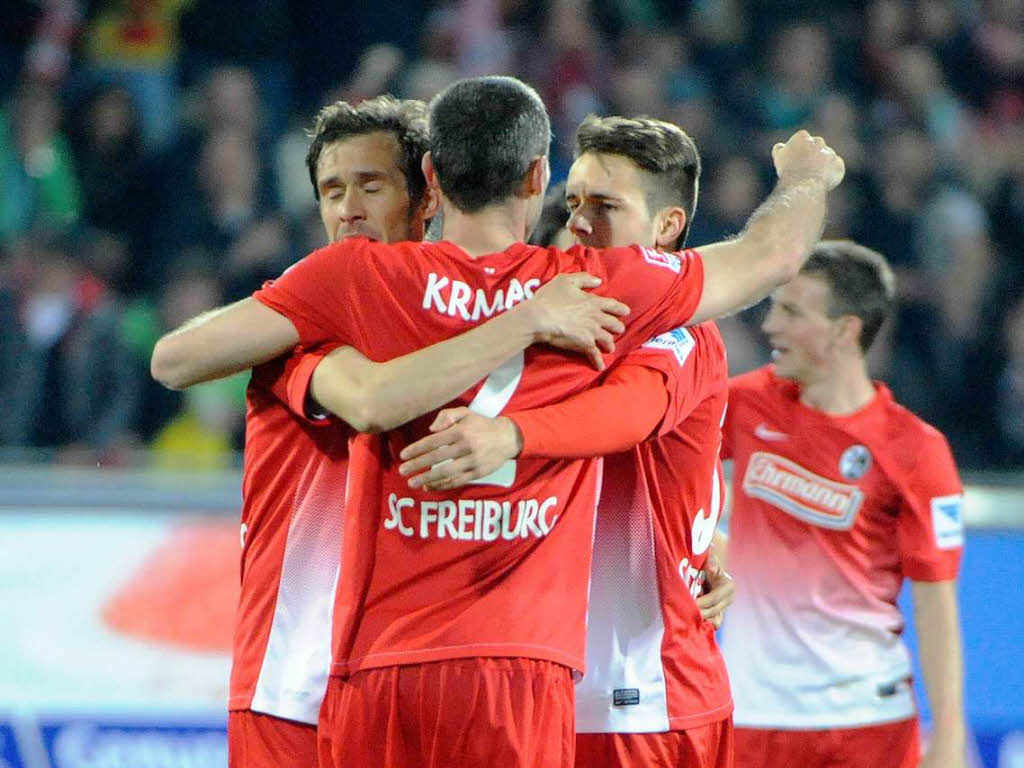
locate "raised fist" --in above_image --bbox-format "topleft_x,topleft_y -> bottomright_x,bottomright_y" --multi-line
772,130 -> 845,191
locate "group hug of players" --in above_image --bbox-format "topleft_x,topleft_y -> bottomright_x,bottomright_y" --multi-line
152,75 -> 966,768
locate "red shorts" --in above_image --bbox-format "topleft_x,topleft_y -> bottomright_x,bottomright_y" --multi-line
227,709 -> 317,768
318,657 -> 575,768
733,718 -> 919,768
574,718 -> 734,768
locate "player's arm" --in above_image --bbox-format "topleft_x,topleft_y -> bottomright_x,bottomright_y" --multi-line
398,327 -> 721,486
153,269 -> 628,410
151,297 -> 299,390
399,326 -> 721,486
397,361 -> 669,490
896,431 -> 967,768
688,131 -> 845,324
301,273 -> 629,432
911,579 -> 967,768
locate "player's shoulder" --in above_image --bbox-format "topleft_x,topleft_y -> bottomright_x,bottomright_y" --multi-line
555,242 -> 610,270
725,366 -> 788,428
354,238 -> 439,276
874,385 -> 955,464
690,319 -> 726,351
685,321 -> 728,378
597,244 -> 699,273
302,236 -> 403,267
728,365 -> 779,398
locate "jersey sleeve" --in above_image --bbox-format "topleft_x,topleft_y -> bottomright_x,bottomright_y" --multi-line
253,242 -> 363,348
896,429 -> 965,582
510,364 -> 668,459
626,323 -> 726,437
598,247 -> 705,345
252,346 -> 339,424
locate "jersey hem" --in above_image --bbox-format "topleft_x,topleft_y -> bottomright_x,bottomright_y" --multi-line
331,644 -> 582,677
227,706 -> 320,728
733,706 -> 917,730
667,699 -> 735,731
229,693 -> 321,726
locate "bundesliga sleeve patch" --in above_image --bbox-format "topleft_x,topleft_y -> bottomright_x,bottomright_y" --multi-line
641,247 -> 682,273
931,494 -> 964,549
641,325 -> 695,367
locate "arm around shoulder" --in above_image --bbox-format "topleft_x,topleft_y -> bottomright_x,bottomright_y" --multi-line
690,131 -> 845,324
151,297 -> 300,390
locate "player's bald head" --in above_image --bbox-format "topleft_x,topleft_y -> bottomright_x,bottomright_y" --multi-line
428,76 -> 551,213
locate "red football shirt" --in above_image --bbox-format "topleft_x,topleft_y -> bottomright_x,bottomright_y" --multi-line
720,365 -> 964,728
229,350 -> 350,724
518,323 -> 734,733
253,238 -> 705,676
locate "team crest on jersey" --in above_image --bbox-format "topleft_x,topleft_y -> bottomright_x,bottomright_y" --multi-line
641,247 -> 681,273
743,452 -> 864,530
839,444 -> 872,480
642,326 -> 695,366
931,494 -> 964,549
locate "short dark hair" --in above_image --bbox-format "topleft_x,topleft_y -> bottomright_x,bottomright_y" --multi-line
428,76 -> 551,213
305,95 -> 429,204
800,240 -> 896,351
574,115 -> 701,250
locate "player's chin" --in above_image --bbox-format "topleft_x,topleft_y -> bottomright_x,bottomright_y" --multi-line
770,353 -> 796,379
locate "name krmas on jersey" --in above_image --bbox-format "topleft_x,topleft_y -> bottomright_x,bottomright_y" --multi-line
422,273 -> 542,320
386,493 -> 560,541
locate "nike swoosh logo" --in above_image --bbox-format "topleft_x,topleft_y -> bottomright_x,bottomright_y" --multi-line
754,424 -> 788,441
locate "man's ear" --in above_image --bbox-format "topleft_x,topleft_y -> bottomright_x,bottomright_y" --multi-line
655,206 -> 687,250
420,183 -> 440,220
422,151 -> 437,190
836,314 -> 863,348
522,156 -> 548,198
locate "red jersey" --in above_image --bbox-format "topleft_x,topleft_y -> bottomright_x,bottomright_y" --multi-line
228,350 -> 350,724
253,238 -> 705,677
569,323 -> 733,733
720,366 -> 964,728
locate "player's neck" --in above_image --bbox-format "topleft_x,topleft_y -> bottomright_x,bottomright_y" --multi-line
441,200 -> 529,257
797,356 -> 876,415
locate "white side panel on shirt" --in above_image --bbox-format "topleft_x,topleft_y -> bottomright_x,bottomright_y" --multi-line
575,465 -> 670,733
250,463 -> 344,724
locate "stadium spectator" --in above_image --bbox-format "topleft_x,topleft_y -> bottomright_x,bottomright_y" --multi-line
0,234 -> 140,461
0,78 -> 81,242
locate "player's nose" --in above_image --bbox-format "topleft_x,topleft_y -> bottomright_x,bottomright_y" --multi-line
338,191 -> 365,220
568,210 -> 592,238
761,308 -> 781,334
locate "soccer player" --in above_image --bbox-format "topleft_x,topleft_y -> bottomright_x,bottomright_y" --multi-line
398,114 -> 736,768
212,95 -> 629,768
152,76 -> 844,767
718,240 -> 967,768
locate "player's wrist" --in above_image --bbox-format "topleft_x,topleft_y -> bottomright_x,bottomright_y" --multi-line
775,174 -> 828,193
496,417 -> 524,458
513,296 -> 555,344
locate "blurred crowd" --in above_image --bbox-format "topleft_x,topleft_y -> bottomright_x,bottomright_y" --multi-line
0,0 -> 1021,470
